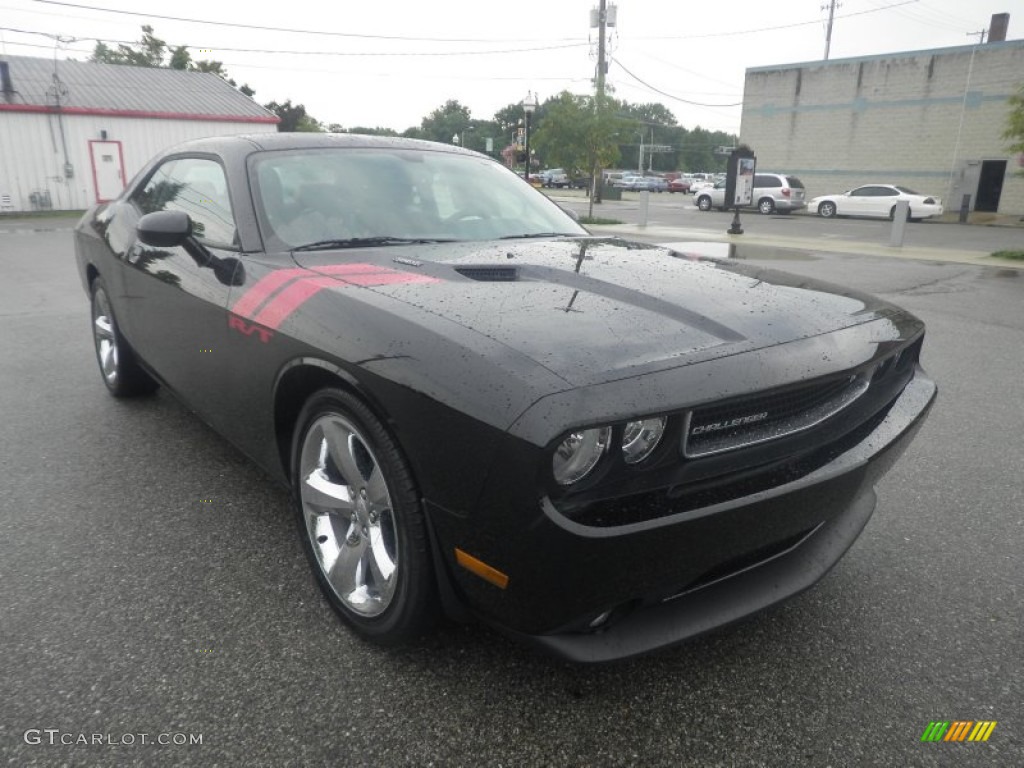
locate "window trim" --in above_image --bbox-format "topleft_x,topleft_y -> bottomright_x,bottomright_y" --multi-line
130,152 -> 240,252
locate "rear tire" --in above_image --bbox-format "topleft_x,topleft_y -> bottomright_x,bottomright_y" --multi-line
89,277 -> 158,397
758,198 -> 775,215
292,387 -> 437,644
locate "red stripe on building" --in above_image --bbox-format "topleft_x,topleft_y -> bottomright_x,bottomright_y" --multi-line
0,103 -> 279,124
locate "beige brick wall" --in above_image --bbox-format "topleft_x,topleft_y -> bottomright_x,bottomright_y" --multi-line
740,41 -> 1024,214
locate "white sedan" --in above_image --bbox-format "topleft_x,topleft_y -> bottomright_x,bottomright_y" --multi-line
810,184 -> 943,221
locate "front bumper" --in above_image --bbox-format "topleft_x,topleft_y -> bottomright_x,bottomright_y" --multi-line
428,370 -> 935,662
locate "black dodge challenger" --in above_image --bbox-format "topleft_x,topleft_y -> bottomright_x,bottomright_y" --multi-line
74,134 -> 936,661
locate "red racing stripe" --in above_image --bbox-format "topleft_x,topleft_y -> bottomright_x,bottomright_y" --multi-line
242,264 -> 442,330
231,267 -> 311,318
250,276 -> 339,330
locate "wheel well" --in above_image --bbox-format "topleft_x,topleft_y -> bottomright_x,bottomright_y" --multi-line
273,363 -> 390,482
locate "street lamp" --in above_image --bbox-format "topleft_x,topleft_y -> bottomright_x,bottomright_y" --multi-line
521,90 -> 538,181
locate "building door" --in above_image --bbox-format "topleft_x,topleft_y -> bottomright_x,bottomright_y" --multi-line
88,140 -> 125,202
950,161 -> 981,213
974,160 -> 1006,213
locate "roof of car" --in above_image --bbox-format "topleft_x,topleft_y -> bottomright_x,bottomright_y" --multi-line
164,132 -> 466,156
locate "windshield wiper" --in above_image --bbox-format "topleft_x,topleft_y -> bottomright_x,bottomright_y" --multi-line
293,236 -> 455,251
496,232 -> 577,240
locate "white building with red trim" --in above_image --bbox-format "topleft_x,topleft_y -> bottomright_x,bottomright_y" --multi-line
0,55 -> 278,213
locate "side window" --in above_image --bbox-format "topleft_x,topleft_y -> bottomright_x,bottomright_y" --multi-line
873,186 -> 897,197
754,175 -> 780,188
850,187 -> 869,197
134,157 -> 237,247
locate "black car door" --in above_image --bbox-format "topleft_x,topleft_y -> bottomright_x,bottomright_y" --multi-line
121,155 -> 242,426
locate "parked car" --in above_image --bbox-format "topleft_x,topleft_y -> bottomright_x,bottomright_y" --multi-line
74,133 -> 935,661
667,178 -> 691,193
613,174 -> 667,192
688,179 -> 715,195
694,180 -> 728,211
541,168 -> 570,188
695,173 -> 807,214
809,185 -> 944,221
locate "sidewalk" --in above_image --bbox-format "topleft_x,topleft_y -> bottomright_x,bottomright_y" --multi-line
544,192 -> 1024,270
582,221 -> 1024,269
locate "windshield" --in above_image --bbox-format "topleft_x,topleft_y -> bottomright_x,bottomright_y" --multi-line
251,147 -> 587,250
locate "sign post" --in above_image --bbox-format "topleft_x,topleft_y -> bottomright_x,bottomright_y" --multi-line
725,147 -> 756,235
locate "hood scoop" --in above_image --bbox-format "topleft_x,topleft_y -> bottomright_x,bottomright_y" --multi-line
455,266 -> 520,282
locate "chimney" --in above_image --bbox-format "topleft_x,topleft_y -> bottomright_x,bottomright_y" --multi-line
988,13 -> 1009,43
0,61 -> 13,101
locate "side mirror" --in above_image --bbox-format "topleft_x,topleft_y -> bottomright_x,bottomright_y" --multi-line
138,210 -> 192,248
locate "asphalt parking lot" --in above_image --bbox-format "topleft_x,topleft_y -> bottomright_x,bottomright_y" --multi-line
1,215 -> 1021,766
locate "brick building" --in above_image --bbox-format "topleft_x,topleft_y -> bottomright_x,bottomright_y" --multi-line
738,31 -> 1024,215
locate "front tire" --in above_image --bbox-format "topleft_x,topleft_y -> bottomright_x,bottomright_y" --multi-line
292,388 -> 436,643
697,195 -> 712,211
89,277 -> 158,397
818,201 -> 837,218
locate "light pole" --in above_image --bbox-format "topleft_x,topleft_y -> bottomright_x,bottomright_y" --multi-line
521,91 -> 538,181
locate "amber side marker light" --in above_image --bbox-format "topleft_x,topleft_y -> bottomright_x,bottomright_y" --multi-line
454,548 -> 509,589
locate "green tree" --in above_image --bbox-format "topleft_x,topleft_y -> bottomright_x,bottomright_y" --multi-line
418,100 -> 472,144
533,91 -> 636,216
1005,82 -> 1024,159
264,100 -> 322,132
90,25 -> 167,67
90,25 -> 256,101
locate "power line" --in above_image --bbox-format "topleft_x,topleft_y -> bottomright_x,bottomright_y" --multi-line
29,0 -> 586,44
626,0 -> 921,41
612,59 -> 743,108
0,26 -> 590,57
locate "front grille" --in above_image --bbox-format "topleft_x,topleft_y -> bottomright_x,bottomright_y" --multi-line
683,374 -> 869,458
569,401 -> 893,528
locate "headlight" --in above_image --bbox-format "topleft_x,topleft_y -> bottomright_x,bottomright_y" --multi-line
552,427 -> 612,486
621,417 -> 666,464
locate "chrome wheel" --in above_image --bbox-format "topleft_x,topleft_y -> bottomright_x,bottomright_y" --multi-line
92,288 -> 119,386
299,414 -> 399,617
819,201 -> 837,218
758,198 -> 775,215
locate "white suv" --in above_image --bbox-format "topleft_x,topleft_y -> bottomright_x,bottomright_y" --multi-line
695,173 -> 807,214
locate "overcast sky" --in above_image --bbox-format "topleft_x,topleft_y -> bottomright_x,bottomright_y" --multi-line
0,0 -> 1016,135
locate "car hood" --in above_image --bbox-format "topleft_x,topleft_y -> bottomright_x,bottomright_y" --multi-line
293,237 -> 900,388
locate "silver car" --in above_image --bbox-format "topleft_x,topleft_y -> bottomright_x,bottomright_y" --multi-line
695,173 -> 806,214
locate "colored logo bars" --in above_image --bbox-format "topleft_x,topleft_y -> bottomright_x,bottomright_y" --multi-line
920,721 -> 997,742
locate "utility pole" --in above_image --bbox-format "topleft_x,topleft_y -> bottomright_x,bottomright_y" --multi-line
596,0 -> 607,101
968,29 -> 987,44
589,0 -> 610,209
823,0 -> 838,60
